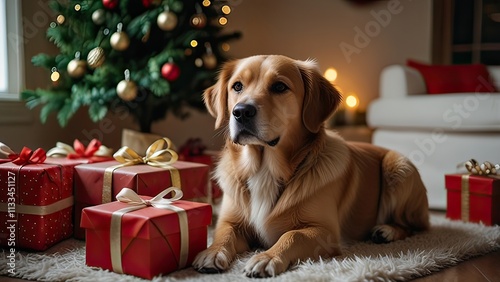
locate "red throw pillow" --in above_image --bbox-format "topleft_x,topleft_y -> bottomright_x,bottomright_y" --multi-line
407,59 -> 497,94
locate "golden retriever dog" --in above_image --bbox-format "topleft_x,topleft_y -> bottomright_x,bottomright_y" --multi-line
193,55 -> 429,277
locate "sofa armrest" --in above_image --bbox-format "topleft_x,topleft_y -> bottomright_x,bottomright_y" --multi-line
380,65 -> 426,98
487,66 -> 500,90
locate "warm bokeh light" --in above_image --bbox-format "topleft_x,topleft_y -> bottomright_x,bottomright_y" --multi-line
195,58 -> 203,67
190,40 -> 198,47
202,0 -> 211,7
221,43 -> 230,52
324,67 -> 337,82
346,94 -> 359,108
74,4 -> 81,11
222,5 -> 231,14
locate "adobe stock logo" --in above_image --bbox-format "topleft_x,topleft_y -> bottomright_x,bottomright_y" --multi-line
339,0 -> 405,63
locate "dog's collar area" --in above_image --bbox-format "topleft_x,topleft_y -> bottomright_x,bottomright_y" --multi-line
266,137 -> 280,147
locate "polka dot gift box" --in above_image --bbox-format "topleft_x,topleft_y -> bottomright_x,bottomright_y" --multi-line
0,146 -> 74,251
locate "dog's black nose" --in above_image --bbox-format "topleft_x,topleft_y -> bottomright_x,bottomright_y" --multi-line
232,103 -> 256,123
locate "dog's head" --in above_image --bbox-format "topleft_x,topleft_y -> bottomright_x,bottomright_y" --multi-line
204,55 -> 341,147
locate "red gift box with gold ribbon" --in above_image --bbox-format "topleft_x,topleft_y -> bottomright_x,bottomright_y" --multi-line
445,173 -> 500,225
178,138 -> 222,200
73,138 -> 209,239
81,187 -> 212,279
0,147 -> 73,251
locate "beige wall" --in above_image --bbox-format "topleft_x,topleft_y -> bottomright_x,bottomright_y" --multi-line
0,0 -> 432,152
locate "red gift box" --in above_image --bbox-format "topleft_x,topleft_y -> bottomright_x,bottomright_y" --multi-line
179,153 -> 223,200
445,174 -> 500,225
178,139 -> 222,200
81,188 -> 212,279
0,151 -> 73,251
73,160 -> 209,239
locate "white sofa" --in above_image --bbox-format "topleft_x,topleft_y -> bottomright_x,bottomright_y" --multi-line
367,65 -> 500,209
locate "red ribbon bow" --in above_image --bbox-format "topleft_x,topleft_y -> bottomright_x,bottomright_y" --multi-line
9,147 -> 47,165
68,139 -> 101,159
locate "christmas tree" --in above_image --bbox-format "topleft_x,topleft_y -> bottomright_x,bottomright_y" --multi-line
22,0 -> 241,133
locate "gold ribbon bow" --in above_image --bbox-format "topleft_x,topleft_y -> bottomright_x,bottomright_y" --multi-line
464,159 -> 500,176
102,138 -> 181,203
110,187 -> 188,274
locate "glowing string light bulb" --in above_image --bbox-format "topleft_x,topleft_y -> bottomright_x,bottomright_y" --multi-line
50,67 -> 60,82
219,17 -> 228,25
222,5 -> 231,14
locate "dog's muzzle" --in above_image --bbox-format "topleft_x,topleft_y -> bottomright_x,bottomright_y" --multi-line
232,103 -> 257,125
230,103 -> 280,147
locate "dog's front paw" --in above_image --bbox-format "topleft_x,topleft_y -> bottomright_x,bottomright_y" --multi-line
371,224 -> 397,243
243,252 -> 288,278
193,246 -> 234,274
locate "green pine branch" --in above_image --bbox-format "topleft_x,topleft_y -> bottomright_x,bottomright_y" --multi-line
23,0 -> 242,132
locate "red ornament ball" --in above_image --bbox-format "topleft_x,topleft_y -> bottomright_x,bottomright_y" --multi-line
161,63 -> 180,81
142,0 -> 161,8
102,0 -> 118,9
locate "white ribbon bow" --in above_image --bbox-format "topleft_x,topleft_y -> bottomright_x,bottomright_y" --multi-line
0,142 -> 15,158
116,187 -> 183,208
111,187 -> 188,274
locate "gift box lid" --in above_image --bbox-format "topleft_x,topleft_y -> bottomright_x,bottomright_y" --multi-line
74,160 -> 210,204
80,198 -> 212,239
75,160 -> 208,173
0,161 -> 71,206
445,174 -> 500,196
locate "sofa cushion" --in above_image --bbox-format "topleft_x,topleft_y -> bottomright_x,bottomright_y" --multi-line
407,60 -> 497,94
367,93 -> 500,131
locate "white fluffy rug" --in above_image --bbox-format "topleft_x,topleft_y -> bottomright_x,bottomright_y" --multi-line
1,215 -> 499,282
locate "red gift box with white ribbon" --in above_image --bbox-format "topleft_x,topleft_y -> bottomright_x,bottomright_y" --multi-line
81,187 -> 212,279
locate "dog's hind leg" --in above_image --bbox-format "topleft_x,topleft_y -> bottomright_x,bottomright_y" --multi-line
371,151 -> 430,243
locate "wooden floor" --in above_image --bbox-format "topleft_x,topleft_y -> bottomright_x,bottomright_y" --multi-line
3,212 -> 500,282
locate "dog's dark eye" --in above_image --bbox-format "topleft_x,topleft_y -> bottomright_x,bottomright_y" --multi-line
271,82 -> 289,93
232,81 -> 243,93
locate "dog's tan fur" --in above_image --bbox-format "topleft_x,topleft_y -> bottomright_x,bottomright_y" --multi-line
193,55 -> 429,277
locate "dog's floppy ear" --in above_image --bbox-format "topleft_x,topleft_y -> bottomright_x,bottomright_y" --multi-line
203,60 -> 236,129
298,60 -> 342,133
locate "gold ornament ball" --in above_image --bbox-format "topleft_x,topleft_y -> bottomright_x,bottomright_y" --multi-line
87,47 -> 105,68
67,59 -> 87,78
116,80 -> 138,101
202,54 -> 217,69
157,11 -> 178,31
110,31 -> 130,51
92,9 -> 105,25
190,13 -> 207,28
